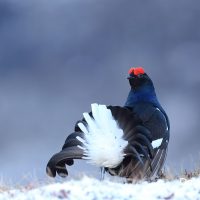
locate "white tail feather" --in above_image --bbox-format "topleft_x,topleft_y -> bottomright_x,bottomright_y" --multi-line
77,103 -> 128,168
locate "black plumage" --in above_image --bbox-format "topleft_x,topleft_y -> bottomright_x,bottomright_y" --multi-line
46,67 -> 170,180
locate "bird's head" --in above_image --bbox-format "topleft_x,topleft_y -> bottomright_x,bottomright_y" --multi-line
127,67 -> 153,89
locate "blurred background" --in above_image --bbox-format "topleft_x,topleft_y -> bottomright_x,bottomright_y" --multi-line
0,0 -> 200,183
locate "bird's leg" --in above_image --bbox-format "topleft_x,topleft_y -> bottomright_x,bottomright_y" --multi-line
100,167 -> 105,181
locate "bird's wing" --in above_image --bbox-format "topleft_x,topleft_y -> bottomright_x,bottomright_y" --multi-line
106,105 -> 169,179
131,102 -> 169,141
145,148 -> 167,178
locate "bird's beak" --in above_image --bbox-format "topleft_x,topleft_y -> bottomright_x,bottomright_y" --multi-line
127,76 -> 134,80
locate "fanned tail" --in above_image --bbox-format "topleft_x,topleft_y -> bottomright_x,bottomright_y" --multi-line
46,103 -> 166,179
77,103 -> 128,168
46,132 -> 84,178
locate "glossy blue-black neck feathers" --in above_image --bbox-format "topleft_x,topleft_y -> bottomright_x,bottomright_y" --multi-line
125,85 -> 161,108
124,74 -> 162,109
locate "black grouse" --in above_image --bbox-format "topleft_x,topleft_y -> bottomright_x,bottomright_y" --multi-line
46,67 -> 170,180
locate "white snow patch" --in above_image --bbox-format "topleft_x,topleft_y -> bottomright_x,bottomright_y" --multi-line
1,176 -> 200,200
77,103 -> 128,168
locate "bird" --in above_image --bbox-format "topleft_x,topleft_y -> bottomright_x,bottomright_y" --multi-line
46,67 -> 170,181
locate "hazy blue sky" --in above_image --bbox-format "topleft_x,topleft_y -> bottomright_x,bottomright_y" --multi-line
0,0 -> 200,182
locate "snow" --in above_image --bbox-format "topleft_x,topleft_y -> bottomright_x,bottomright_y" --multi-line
1,176 -> 200,200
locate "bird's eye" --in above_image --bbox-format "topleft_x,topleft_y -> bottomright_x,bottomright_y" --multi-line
137,74 -> 143,78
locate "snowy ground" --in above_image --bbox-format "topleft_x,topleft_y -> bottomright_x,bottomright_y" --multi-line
0,176 -> 200,200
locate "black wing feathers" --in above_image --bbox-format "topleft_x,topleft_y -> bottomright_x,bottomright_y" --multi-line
46,103 -> 169,180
